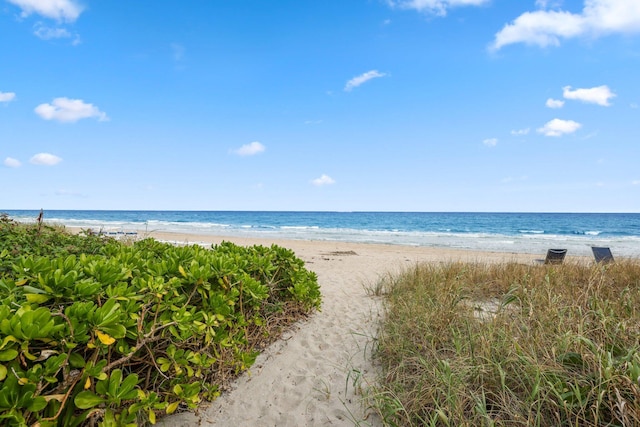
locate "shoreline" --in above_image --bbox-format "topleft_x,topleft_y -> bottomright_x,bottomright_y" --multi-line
71,227 -> 573,265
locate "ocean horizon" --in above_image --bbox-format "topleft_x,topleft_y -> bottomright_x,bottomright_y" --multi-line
3,209 -> 640,258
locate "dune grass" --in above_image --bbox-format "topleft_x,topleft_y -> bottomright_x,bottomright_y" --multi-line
367,260 -> 640,426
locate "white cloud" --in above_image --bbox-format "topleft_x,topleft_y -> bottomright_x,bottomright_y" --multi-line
7,0 -> 83,22
632,180 -> 640,185
30,153 -> 62,166
4,157 -> 22,168
387,0 -> 490,16
344,70 -> 387,92
311,174 -> 336,186
483,138 -> 498,147
631,103 -> 639,109
0,92 -> 17,103
492,0 -> 640,50
546,98 -> 565,108
562,85 -> 616,106
511,128 -> 530,135
234,141 -> 265,156
35,97 -> 109,123
537,118 -> 582,136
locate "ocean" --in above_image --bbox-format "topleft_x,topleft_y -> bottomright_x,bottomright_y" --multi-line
3,210 -> 640,258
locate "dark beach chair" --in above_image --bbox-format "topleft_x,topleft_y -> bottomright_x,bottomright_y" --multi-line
535,248 -> 567,265
591,246 -> 614,264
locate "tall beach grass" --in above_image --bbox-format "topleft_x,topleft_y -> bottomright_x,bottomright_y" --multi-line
367,260 -> 640,426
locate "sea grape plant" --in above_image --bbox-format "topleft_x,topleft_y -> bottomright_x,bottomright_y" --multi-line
0,217 -> 321,426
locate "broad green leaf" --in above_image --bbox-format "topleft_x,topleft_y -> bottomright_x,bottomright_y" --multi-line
118,373 -> 139,398
108,369 -> 123,399
74,391 -> 106,409
27,396 -> 47,412
68,353 -> 86,368
0,349 -> 18,362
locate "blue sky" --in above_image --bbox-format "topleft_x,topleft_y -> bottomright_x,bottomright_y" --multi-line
1,0 -> 639,212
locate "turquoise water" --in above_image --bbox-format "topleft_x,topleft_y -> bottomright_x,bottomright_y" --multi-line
3,210 -> 640,257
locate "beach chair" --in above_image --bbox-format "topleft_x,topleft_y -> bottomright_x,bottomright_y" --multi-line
535,248 -> 567,265
591,246 -> 614,264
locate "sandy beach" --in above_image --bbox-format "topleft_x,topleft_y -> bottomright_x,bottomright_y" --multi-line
123,231 -> 541,427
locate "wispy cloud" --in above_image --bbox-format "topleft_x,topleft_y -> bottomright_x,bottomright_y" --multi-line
344,70 -> 387,92
563,85 -> 616,106
0,91 -> 17,103
483,138 -> 498,147
35,97 -> 109,123
511,128 -> 530,136
311,174 -> 336,186
34,23 -> 69,38
491,0 -> 640,50
30,153 -> 62,166
3,157 -> 22,168
546,98 -> 565,109
7,0 -> 84,22
33,22 -> 80,44
233,141 -> 266,156
537,118 -> 582,137
386,0 -> 490,16
632,180 -> 640,185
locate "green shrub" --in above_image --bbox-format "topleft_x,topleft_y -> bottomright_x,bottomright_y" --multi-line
0,217 -> 320,426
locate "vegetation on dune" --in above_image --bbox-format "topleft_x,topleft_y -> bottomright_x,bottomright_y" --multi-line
0,214 -> 321,426
367,260 -> 640,426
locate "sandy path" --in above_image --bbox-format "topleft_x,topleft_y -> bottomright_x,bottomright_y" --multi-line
137,233 -> 538,427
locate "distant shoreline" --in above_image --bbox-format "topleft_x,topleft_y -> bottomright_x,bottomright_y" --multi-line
68,226 -> 591,264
